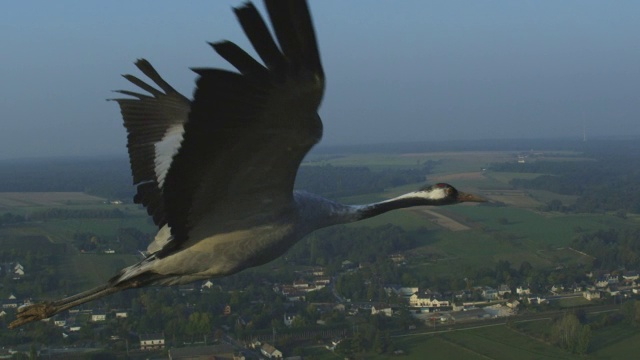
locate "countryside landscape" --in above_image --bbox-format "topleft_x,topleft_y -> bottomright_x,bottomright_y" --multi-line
0,138 -> 639,359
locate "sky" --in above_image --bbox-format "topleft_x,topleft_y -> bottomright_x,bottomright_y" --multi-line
2,1 -> 639,159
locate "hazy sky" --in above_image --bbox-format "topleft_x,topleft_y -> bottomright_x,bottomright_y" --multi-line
2,1 -> 639,159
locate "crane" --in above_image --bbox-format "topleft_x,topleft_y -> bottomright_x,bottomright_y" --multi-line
10,0 -> 484,329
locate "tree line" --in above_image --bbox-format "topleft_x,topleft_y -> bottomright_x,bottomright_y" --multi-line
295,162 -> 436,198
493,152 -> 640,214
570,228 -> 640,270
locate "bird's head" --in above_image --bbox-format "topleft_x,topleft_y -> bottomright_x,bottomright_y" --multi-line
416,183 -> 486,205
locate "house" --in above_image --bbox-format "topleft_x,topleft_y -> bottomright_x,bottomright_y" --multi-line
623,271 -> 639,281
14,265 -> 25,277
333,304 -> 346,312
455,290 -> 472,300
516,286 -> 531,296
283,313 -> 297,327
409,294 -> 450,308
140,333 -> 165,350
91,312 -> 106,322
53,320 -> 66,327
569,282 -> 584,293
606,285 -> 620,296
314,276 -> 331,285
497,284 -> 511,297
201,280 -> 214,290
583,290 -> 601,301
2,294 -> 19,309
326,338 -> 343,351
482,287 -> 499,300
506,299 -> 520,309
551,285 -> 564,293
341,260 -> 356,269
115,311 -> 128,319
526,295 -> 547,305
371,305 -> 393,317
260,342 -> 283,359
595,274 -> 618,288
293,280 -> 310,289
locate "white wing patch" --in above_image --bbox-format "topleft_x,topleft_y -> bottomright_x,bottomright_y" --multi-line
147,224 -> 173,254
154,124 -> 185,188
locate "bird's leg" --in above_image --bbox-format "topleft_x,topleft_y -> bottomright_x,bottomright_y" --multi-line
9,281 -> 138,329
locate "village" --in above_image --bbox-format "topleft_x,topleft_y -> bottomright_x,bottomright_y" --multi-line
1,246 -> 640,359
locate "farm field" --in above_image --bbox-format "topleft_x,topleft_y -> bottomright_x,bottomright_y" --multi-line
0,149 -> 638,357
0,149 -> 633,302
323,150 -> 638,277
0,191 -> 104,210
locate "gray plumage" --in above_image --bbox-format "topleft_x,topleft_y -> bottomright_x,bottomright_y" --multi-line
10,0 -> 483,329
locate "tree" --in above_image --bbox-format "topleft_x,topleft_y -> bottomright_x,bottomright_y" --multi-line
186,312 -> 211,341
575,325 -> 591,355
551,312 -> 591,354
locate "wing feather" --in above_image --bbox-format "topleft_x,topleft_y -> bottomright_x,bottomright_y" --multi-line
157,0 -> 324,256
112,59 -> 191,227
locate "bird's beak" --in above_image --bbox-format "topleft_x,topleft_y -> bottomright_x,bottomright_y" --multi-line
457,192 -> 486,203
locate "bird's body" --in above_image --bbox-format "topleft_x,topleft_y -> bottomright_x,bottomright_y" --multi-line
10,0 -> 484,329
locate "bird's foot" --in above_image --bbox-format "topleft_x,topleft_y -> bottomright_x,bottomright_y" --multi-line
9,302 -> 57,329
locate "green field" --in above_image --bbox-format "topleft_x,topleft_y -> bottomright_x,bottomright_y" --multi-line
1,150 -> 638,356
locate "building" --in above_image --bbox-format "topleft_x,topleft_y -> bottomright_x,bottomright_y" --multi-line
408,294 -> 450,308
140,333 -> 165,350
91,312 -> 106,322
497,284 -> 511,297
482,287 -> 499,300
516,286 -> 531,296
283,313 -> 297,327
371,305 -> 393,317
584,290 -> 601,300
260,343 -> 282,359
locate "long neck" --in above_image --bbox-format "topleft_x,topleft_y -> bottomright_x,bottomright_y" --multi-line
295,190 -> 452,231
355,192 -> 453,221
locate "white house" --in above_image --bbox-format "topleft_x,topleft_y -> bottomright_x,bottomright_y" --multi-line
409,294 -> 450,308
482,287 -> 499,300
283,313 -> 297,327
516,286 -> 531,296
371,306 -> 393,317
260,343 -> 283,359
623,271 -> 639,281
201,280 -> 214,290
140,333 -> 165,350
497,284 -> 511,297
584,290 -> 601,300
91,312 -> 106,322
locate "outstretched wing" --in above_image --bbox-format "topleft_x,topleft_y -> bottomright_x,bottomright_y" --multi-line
112,60 -> 191,228
158,0 -> 325,253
